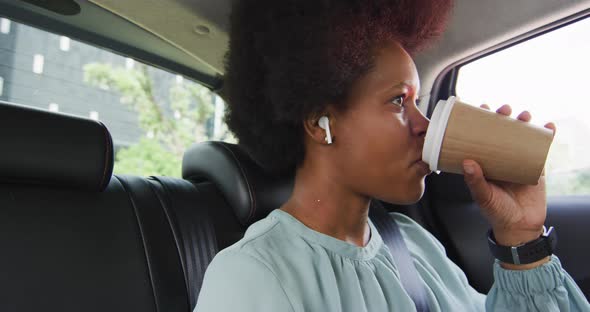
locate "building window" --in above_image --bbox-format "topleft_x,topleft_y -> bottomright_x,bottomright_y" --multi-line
0,76 -> 4,96
59,36 -> 71,51
33,54 -> 44,74
0,18 -> 10,34
48,103 -> 59,112
89,111 -> 99,120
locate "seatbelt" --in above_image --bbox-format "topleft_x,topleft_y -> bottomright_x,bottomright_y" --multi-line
369,201 -> 431,312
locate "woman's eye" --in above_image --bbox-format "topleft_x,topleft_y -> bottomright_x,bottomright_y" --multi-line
389,95 -> 405,108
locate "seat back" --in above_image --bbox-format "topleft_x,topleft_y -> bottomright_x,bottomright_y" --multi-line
0,101 -> 224,312
0,179 -> 162,311
146,176 -> 220,307
182,141 -> 294,250
0,101 -> 167,311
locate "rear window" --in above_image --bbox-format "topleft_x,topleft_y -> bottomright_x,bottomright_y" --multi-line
455,17 -> 590,196
0,17 -> 234,178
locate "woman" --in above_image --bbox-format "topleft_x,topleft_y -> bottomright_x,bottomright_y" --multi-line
195,0 -> 590,311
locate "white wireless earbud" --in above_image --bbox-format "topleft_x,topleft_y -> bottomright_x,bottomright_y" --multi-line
318,116 -> 333,144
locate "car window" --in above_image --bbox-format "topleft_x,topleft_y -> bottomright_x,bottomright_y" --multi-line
455,17 -> 590,197
0,17 -> 234,178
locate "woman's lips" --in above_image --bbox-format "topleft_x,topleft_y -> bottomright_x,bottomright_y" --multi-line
413,159 -> 431,175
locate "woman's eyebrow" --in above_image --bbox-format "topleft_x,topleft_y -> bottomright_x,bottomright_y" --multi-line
390,81 -> 420,95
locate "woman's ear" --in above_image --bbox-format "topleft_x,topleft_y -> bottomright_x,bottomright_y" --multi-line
304,113 -> 334,145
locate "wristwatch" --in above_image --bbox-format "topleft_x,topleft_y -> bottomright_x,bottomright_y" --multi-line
487,226 -> 557,265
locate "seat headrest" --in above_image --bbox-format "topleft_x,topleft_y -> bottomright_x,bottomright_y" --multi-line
0,101 -> 114,191
182,141 -> 293,226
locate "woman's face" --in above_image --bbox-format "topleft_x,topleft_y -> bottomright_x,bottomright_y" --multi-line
330,41 -> 431,204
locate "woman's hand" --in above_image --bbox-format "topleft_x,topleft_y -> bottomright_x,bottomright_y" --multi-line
462,104 -> 556,269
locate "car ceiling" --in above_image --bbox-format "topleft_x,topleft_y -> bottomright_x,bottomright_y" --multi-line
1,0 -> 589,109
90,0 -> 230,76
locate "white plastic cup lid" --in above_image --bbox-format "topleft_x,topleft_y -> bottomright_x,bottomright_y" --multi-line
422,96 -> 457,172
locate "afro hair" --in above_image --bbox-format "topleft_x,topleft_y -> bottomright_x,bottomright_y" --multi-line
223,0 -> 453,174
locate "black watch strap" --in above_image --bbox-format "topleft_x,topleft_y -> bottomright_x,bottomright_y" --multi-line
487,226 -> 557,265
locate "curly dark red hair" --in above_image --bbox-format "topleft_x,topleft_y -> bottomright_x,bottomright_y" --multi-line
224,0 -> 453,174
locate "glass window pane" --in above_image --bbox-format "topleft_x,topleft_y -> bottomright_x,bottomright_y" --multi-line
0,18 -> 235,178
456,18 -> 590,196
59,36 -> 70,51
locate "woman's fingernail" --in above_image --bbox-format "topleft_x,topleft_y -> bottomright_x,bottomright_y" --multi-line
464,163 -> 474,175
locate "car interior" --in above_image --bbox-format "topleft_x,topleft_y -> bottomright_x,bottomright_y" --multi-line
0,0 -> 589,311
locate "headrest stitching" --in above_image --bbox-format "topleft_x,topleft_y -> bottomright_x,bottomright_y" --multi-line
98,122 -> 111,191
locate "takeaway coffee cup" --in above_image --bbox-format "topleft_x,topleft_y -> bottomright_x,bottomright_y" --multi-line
422,96 -> 554,185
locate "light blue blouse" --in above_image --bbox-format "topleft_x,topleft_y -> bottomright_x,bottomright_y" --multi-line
195,209 -> 590,311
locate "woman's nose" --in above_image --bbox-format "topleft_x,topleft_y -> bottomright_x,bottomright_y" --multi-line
409,106 -> 429,137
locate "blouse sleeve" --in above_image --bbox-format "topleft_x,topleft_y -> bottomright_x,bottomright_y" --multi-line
391,212 -> 589,311
485,255 -> 590,311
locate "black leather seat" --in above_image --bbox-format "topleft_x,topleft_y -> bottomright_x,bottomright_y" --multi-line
0,101 -> 221,312
144,176 -> 220,307
182,141 -> 294,250
0,99 -> 446,312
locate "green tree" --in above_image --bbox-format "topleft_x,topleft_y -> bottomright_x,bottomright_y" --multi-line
547,169 -> 590,196
114,138 -> 182,177
572,171 -> 590,194
83,62 -> 227,177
